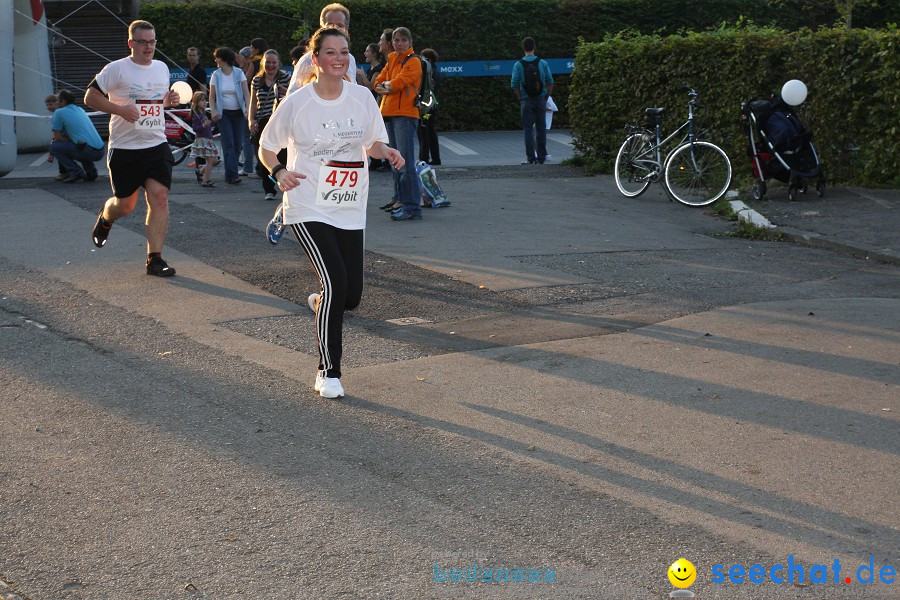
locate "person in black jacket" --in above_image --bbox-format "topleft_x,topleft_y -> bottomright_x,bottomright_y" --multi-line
186,47 -> 207,94
358,43 -> 388,171
417,48 -> 441,165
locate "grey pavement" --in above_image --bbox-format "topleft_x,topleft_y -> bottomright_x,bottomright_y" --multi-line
745,185 -> 899,265
1,131 -> 898,599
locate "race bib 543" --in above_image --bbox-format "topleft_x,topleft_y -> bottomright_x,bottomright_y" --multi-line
135,100 -> 164,130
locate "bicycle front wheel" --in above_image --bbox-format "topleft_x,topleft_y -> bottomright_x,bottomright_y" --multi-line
614,133 -> 653,198
663,141 -> 732,207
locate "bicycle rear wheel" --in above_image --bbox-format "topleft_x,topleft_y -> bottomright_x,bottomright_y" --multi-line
167,128 -> 196,166
614,133 -> 653,197
169,143 -> 190,166
663,141 -> 732,207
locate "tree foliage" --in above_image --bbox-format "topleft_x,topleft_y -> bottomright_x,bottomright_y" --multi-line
141,0 -> 898,134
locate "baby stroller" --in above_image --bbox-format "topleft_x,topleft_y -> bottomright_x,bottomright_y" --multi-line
740,97 -> 825,201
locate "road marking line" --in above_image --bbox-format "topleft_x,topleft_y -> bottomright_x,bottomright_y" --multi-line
439,137 -> 478,155
547,133 -> 573,147
29,153 -> 50,167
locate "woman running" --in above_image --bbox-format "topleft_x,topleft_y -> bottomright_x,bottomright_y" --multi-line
258,25 -> 403,399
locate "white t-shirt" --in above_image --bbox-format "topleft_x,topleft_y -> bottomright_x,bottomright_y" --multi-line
217,73 -> 241,110
287,51 -> 357,95
93,57 -> 170,150
260,80 -> 387,230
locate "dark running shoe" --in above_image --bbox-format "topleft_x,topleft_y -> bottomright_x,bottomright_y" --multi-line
146,255 -> 176,277
92,211 -> 112,248
390,208 -> 422,221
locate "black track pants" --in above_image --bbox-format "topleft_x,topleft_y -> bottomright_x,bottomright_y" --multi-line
291,222 -> 364,378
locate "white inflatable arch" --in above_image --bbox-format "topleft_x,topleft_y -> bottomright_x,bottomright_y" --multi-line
0,0 -> 54,177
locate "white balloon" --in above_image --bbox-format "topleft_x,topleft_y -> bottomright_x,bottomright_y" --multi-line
781,79 -> 808,106
171,81 -> 193,104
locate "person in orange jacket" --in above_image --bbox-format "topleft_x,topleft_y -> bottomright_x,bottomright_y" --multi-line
374,26 -> 423,221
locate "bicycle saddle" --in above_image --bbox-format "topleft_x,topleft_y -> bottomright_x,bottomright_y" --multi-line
644,108 -> 665,116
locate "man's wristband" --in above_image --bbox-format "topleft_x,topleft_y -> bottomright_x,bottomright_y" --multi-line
270,164 -> 286,177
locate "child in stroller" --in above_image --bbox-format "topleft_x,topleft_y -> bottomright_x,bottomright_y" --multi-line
741,94 -> 825,201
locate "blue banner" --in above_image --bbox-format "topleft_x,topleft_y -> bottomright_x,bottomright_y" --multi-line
170,58 -> 575,84
435,58 -> 575,78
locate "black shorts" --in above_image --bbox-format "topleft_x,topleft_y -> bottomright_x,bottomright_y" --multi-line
107,142 -> 174,198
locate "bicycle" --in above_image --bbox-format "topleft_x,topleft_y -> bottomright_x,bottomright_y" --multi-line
614,87 -> 732,207
165,107 -> 196,166
164,107 -> 221,167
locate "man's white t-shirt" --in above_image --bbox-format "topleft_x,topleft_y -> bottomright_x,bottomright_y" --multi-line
260,80 -> 387,230
94,57 -> 171,149
287,51 -> 357,95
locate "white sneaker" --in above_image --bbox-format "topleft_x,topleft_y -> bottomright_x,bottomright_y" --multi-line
264,192 -> 276,201
307,292 -> 320,313
314,372 -> 345,398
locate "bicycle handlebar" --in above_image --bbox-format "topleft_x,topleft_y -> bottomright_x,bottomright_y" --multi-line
683,86 -> 699,108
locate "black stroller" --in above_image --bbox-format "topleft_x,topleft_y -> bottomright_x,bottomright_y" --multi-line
740,97 -> 825,201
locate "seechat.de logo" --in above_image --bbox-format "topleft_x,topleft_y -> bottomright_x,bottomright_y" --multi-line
711,556 -> 896,586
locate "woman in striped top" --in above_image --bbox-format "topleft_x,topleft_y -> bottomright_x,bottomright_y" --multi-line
248,49 -> 291,200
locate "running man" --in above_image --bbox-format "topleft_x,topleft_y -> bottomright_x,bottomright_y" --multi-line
85,19 -> 180,276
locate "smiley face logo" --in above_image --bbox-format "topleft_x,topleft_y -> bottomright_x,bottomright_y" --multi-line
668,558 -> 697,588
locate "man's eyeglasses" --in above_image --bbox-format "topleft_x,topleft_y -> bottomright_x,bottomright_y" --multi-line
131,39 -> 157,46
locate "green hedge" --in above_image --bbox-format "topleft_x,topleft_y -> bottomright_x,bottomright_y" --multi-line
142,1 -> 898,133
568,27 -> 900,186
142,0 -> 899,64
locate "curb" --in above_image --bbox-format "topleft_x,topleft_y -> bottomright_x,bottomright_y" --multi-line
729,199 -> 775,229
777,226 -> 900,266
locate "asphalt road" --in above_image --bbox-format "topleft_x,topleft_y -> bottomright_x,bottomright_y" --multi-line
1,132 -> 898,599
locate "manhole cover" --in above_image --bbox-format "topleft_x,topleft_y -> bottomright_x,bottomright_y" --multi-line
385,316 -> 433,325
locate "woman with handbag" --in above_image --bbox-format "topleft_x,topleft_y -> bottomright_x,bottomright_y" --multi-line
209,47 -> 251,185
248,50 -> 291,200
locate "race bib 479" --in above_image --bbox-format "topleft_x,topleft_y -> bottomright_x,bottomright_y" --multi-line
315,160 -> 365,208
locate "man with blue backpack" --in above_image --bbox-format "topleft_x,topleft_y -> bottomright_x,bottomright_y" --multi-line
510,37 -> 553,164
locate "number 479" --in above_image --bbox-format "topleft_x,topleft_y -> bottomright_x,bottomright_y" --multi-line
325,169 -> 358,187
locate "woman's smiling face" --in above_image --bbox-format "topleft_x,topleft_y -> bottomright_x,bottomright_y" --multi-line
264,54 -> 279,73
314,33 -> 350,78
